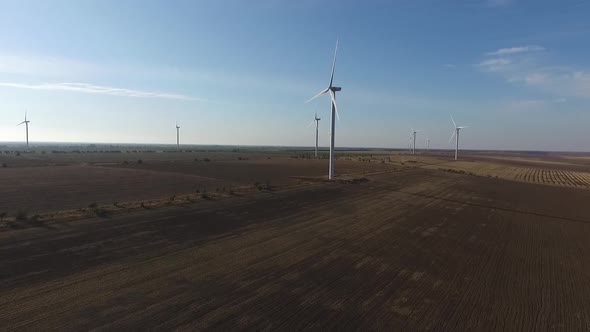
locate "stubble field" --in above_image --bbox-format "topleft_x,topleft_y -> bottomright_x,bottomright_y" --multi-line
0,149 -> 589,330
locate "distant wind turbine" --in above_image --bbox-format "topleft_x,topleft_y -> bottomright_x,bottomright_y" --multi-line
427,138 -> 431,151
176,122 -> 180,151
411,128 -> 421,154
306,38 -> 341,179
449,115 -> 468,160
307,113 -> 321,158
17,111 -> 31,147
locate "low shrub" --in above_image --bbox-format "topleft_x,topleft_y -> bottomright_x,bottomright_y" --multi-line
30,214 -> 43,224
15,210 -> 28,221
94,208 -> 110,218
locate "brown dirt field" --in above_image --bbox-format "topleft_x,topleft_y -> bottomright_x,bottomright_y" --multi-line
0,165 -> 220,214
0,157 -> 401,215
1,166 -> 590,330
107,158 -> 400,185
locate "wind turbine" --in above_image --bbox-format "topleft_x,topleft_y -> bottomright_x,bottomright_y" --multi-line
307,113 -> 321,158
426,138 -> 431,151
17,111 -> 31,147
306,38 -> 341,179
410,128 -> 421,154
175,122 -> 180,151
449,115 -> 468,160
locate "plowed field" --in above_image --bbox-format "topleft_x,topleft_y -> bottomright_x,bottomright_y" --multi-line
1,165 -> 590,330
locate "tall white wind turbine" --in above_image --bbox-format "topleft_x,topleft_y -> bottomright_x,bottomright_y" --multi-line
449,115 -> 468,160
307,113 -> 321,158
306,38 -> 341,179
176,122 -> 180,151
17,111 -> 31,147
410,128 -> 421,154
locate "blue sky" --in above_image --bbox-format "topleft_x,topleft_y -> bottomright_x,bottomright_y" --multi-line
0,0 -> 589,151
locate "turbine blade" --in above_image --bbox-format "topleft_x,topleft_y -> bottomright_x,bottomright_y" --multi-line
330,89 -> 340,121
448,130 -> 456,144
307,119 -> 315,128
450,114 -> 457,128
17,121 -> 25,126
305,87 -> 329,104
329,38 -> 339,88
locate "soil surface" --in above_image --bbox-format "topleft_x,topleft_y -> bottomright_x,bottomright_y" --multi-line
1,160 -> 590,330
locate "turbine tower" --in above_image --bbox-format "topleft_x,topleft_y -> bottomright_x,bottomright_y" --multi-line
307,113 -> 321,158
175,122 -> 180,151
17,111 -> 31,147
427,138 -> 431,151
411,128 -> 421,154
306,38 -> 341,179
449,115 -> 468,160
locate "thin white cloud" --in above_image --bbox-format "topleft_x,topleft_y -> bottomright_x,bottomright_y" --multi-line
0,82 -> 199,101
504,100 -> 546,113
0,55 -> 104,78
476,45 -> 590,99
477,58 -> 512,72
486,45 -> 545,56
521,70 -> 590,98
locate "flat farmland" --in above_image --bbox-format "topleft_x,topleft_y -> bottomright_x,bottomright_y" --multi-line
107,158 -> 400,185
0,155 -> 401,215
0,164 -> 221,213
425,159 -> 590,189
1,162 -> 590,330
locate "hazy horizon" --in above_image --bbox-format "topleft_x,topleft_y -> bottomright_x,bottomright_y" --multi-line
1,1 -> 589,151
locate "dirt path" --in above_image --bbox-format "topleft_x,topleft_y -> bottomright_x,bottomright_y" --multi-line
1,169 -> 590,330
